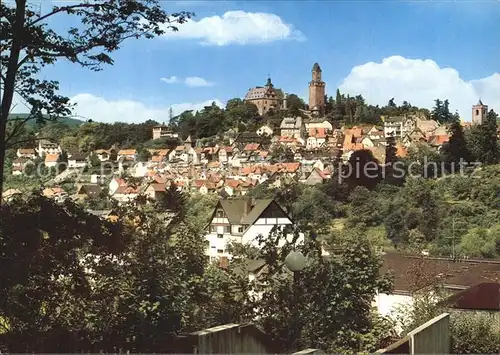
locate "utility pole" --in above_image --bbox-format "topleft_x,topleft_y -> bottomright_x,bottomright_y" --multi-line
451,215 -> 456,260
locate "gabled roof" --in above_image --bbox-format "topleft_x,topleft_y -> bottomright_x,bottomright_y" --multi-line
69,152 -> 88,161
77,184 -> 102,197
217,199 -> 276,225
440,282 -> 500,311
114,186 -> 139,194
381,252 -> 500,293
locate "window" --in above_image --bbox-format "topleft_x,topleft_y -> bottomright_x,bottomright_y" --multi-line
217,234 -> 224,239
216,210 -> 224,218
211,246 -> 216,249
217,249 -> 224,254
238,226 -> 244,233
224,226 -> 230,234
210,225 -> 216,233
476,109 -> 479,115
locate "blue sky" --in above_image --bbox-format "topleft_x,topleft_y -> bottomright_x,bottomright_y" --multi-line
22,0 -> 500,122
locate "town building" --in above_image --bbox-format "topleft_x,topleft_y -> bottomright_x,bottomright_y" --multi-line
280,116 -> 305,140
68,153 -> 88,169
472,99 -> 488,125
37,139 -> 61,156
204,198 -> 301,262
152,124 -> 179,140
44,154 -> 59,168
308,63 -> 326,116
16,148 -> 36,159
244,77 -> 281,115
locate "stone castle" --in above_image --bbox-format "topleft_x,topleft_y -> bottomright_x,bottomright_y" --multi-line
244,62 -> 327,116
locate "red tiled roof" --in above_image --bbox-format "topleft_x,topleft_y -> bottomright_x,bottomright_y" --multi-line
45,154 -> 59,162
225,179 -> 242,189
429,134 -> 449,146
244,143 -> 260,151
148,183 -> 166,192
118,149 -> 136,155
115,186 -> 138,194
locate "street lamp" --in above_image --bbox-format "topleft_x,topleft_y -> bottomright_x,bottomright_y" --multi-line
284,250 -> 307,272
284,250 -> 306,351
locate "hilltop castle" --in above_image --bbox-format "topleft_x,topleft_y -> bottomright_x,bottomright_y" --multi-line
243,62 -> 327,117
244,77 -> 281,116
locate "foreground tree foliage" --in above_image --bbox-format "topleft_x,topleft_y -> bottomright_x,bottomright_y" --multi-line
0,192 -> 399,353
0,0 -> 193,200
0,194 -> 246,352
230,229 -> 394,353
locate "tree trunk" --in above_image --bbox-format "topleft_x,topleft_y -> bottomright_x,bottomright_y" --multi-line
0,0 -> 27,203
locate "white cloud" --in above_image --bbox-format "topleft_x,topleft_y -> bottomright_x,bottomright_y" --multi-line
161,76 -> 214,87
161,10 -> 304,46
66,93 -> 223,123
160,76 -> 178,84
184,76 -> 214,87
339,56 -> 500,120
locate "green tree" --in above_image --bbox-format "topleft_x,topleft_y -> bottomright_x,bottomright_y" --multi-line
291,186 -> 337,234
334,88 -> 344,121
467,110 -> 499,165
234,229 -> 393,353
384,134 -> 403,185
343,150 -> 382,190
385,135 -> 397,166
347,186 -> 384,228
136,148 -> 151,162
451,313 -> 500,353
56,150 -> 68,174
0,0 -> 192,201
159,182 -> 186,216
443,120 -> 471,169
0,194 -> 247,352
285,94 -> 306,117
431,98 -> 452,124
459,227 -> 498,258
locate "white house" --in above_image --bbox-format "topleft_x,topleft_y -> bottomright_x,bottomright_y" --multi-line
108,177 -> 126,195
67,153 -> 88,169
256,124 -> 274,137
204,198 -> 302,262
37,139 -> 62,156
280,117 -> 305,140
44,153 -> 59,168
117,149 -> 136,161
16,148 -> 36,159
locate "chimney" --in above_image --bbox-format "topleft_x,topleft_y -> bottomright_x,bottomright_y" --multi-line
244,198 -> 254,215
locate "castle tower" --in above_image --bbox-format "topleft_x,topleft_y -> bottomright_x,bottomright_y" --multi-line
472,99 -> 488,125
308,62 -> 326,116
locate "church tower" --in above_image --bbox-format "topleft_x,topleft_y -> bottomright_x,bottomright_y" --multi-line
472,99 -> 488,125
308,63 -> 326,116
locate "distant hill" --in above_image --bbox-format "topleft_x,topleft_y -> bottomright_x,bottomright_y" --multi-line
8,113 -> 84,127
